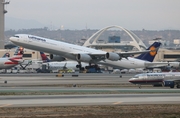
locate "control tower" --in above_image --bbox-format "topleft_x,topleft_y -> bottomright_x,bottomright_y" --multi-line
0,0 -> 9,49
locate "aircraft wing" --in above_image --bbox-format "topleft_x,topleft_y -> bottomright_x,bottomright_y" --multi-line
116,50 -> 152,59
70,51 -> 106,62
70,50 -> 106,55
70,50 -> 152,62
145,62 -> 180,68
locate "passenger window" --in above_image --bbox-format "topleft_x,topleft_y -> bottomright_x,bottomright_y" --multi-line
14,36 -> 19,38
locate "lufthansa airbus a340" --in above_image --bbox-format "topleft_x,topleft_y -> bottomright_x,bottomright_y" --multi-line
10,34 -> 180,70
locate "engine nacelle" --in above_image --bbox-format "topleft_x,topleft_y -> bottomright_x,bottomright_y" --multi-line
106,52 -> 120,61
50,54 -> 66,61
163,81 -> 175,88
169,62 -> 180,68
76,54 -> 92,62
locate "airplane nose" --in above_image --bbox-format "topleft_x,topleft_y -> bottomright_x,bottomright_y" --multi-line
9,37 -> 15,42
128,78 -> 134,83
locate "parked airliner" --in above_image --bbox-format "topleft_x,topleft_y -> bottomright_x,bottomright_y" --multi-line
9,34 -> 179,70
129,72 -> 180,88
2,52 -> 10,58
40,52 -> 88,71
0,47 -> 24,69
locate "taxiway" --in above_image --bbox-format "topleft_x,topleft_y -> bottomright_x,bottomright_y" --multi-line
0,73 -> 179,107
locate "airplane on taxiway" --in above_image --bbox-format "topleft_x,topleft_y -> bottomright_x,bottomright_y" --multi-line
9,34 -> 180,70
129,72 -> 180,88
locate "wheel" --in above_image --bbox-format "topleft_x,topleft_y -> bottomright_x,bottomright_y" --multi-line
170,85 -> 174,88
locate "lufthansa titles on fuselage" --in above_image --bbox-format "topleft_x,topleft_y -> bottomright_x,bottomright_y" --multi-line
27,35 -> 57,46
28,35 -> 46,42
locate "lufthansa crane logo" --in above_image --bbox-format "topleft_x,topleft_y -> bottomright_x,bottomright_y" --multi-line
149,46 -> 156,56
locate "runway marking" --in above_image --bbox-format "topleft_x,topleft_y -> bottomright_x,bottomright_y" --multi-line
0,104 -> 12,107
113,101 -> 122,105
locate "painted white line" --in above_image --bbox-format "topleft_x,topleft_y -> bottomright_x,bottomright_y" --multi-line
0,104 -> 12,107
113,101 -> 122,105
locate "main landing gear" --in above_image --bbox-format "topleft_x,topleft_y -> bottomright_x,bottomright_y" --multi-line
76,62 -> 85,72
76,62 -> 101,73
176,84 -> 180,88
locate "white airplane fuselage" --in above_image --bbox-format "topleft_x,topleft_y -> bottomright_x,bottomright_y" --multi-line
129,72 -> 180,85
98,58 -> 145,69
46,61 -> 88,71
10,35 -> 105,61
0,58 -> 19,69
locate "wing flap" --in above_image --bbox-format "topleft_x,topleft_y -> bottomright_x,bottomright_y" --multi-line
145,62 -> 169,68
145,62 -> 180,68
116,50 -> 152,59
121,50 -> 151,55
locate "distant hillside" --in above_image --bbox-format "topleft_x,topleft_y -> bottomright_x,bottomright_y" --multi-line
4,28 -> 180,47
5,16 -> 45,30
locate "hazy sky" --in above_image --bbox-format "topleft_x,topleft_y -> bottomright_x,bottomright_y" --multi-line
5,0 -> 180,30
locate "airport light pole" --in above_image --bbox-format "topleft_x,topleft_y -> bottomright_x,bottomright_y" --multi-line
0,0 -> 9,49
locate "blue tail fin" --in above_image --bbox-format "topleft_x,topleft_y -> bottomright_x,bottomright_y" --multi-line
40,52 -> 50,62
2,52 -> 10,58
135,42 -> 161,62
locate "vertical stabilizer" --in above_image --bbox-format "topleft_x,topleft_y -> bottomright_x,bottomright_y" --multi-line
136,42 -> 161,62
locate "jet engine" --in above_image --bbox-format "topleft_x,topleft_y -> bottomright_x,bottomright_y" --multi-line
50,54 -> 66,61
106,52 -> 120,61
76,54 -> 92,62
168,62 -> 180,68
163,81 -> 175,88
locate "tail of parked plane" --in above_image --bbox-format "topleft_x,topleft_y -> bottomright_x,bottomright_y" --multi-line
40,52 -> 50,62
2,53 -> 10,58
2,47 -> 23,58
135,42 -> 161,62
13,46 -> 24,56
8,46 -> 24,62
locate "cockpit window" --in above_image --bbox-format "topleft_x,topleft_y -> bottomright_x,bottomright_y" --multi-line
14,36 -> 19,38
134,75 -> 139,78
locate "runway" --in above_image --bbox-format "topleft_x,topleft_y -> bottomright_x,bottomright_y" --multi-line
0,94 -> 179,107
0,73 -> 180,107
0,87 -> 180,94
0,73 -> 131,86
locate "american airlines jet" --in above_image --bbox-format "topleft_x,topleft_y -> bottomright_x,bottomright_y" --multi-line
10,34 -> 180,70
129,72 -> 180,88
0,47 -> 24,69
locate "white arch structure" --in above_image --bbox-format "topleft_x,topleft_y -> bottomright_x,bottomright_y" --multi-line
83,25 -> 147,51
